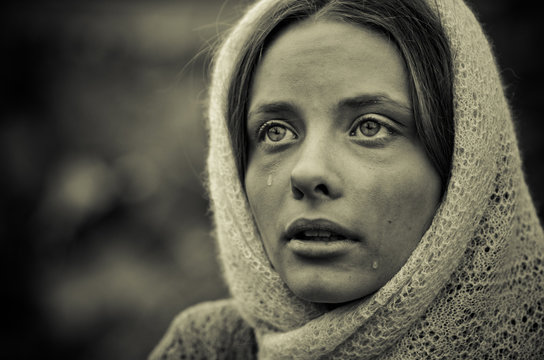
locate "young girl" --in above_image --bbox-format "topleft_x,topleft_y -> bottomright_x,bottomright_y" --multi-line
150,0 -> 544,358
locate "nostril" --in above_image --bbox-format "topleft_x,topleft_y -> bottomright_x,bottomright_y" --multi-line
292,185 -> 304,200
291,182 -> 330,200
315,184 -> 329,196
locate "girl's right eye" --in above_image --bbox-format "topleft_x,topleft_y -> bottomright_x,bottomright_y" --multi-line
258,121 -> 298,144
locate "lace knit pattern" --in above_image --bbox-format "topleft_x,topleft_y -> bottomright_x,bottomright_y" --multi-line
150,0 -> 544,358
149,299 -> 256,359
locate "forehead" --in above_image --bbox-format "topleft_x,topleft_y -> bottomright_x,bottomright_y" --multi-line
264,19 -> 395,62
250,20 -> 409,110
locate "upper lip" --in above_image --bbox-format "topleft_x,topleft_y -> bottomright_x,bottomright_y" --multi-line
283,218 -> 361,241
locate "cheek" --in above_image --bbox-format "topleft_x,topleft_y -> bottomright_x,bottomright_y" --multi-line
245,164 -> 268,223
245,150 -> 294,209
384,172 -> 438,220
367,162 -> 441,261
244,160 -> 285,243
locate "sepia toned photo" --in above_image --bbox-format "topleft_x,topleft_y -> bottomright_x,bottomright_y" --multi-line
3,0 -> 543,359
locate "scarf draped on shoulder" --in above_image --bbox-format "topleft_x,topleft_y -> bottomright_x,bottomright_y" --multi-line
206,0 -> 544,358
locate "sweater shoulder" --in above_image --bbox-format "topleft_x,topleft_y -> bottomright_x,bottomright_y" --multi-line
148,299 -> 256,360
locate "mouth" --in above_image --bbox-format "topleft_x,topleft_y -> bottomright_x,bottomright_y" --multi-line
283,218 -> 360,242
293,229 -> 347,241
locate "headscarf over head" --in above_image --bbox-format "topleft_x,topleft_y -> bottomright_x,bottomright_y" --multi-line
207,0 -> 544,358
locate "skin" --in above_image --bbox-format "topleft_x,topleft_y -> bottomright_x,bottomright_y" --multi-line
245,20 -> 441,305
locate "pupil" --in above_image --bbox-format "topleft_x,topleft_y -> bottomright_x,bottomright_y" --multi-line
361,121 -> 380,136
268,126 -> 286,141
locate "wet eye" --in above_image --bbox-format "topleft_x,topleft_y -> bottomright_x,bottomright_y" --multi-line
267,125 -> 287,141
359,120 -> 380,137
349,115 -> 395,140
258,121 -> 297,144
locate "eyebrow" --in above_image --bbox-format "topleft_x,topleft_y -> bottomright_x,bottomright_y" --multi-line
247,94 -> 411,121
337,94 -> 411,113
248,101 -> 300,120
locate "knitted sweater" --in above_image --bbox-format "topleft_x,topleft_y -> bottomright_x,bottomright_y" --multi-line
150,299 -> 257,359
150,0 -> 544,358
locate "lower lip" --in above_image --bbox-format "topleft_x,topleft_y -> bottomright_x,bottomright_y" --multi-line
287,238 -> 359,258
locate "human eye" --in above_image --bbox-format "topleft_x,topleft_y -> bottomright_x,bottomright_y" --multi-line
257,120 -> 298,145
348,114 -> 397,146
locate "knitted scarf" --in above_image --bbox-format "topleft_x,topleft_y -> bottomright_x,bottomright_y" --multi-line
160,0 -> 544,358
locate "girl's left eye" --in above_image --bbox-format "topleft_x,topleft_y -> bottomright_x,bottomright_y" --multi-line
349,115 -> 395,140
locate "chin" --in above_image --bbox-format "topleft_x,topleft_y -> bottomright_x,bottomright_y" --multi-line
285,274 -> 378,305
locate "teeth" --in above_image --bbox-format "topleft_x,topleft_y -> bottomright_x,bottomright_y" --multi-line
303,230 -> 332,238
304,230 -> 319,237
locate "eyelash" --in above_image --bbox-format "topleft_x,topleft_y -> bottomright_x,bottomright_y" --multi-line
348,115 -> 397,140
254,115 -> 397,146
256,120 -> 298,142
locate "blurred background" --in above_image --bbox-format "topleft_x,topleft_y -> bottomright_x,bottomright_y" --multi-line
1,0 -> 542,359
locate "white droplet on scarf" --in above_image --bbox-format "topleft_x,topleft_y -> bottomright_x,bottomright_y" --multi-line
267,174 -> 273,186
372,260 -> 379,270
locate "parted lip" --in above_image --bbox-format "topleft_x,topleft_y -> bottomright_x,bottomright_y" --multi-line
283,218 -> 361,242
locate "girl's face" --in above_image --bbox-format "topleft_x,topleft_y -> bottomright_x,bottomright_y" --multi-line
245,20 -> 441,304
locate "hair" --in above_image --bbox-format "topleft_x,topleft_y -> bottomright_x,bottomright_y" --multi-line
224,0 -> 454,191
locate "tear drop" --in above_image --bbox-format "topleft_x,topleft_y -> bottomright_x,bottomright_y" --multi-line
267,174 -> 273,186
372,260 -> 379,270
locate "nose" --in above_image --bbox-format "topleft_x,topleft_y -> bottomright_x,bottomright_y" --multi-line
290,138 -> 342,201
